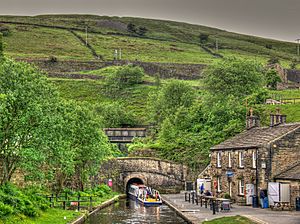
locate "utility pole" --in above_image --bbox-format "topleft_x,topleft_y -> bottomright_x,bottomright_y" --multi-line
85,27 -> 88,46
215,37 -> 219,52
296,39 -> 300,57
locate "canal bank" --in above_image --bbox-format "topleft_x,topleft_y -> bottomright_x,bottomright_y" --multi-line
71,194 -> 126,224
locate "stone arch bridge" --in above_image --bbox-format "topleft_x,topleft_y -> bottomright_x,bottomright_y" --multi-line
98,157 -> 190,193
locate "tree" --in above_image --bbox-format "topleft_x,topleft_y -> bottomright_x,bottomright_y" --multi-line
127,23 -> 136,33
137,26 -> 148,36
199,33 -> 209,44
105,65 -> 144,94
0,58 -> 57,184
203,57 -> 264,99
265,69 -> 282,90
148,80 -> 196,124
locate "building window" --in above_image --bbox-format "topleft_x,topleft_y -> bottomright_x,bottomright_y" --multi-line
239,151 -> 244,168
217,177 -> 221,192
239,179 -> 244,195
228,152 -> 232,168
217,152 -> 221,168
252,151 -> 257,168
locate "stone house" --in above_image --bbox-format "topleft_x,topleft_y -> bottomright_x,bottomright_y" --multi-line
199,109 -> 300,206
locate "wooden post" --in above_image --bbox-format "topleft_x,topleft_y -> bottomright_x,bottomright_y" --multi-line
90,196 -> 92,211
78,194 -> 80,211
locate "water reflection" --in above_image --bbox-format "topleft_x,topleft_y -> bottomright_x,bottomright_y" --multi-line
85,198 -> 187,224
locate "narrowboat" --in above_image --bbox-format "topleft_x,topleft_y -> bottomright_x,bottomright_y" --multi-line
128,184 -> 162,206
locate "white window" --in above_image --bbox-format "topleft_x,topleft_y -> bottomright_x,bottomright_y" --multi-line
217,152 -> 221,167
239,179 -> 244,195
217,177 -> 221,192
239,151 -> 244,168
252,151 -> 257,168
228,152 -> 232,168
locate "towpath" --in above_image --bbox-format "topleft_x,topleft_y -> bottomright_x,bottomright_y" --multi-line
162,193 -> 300,224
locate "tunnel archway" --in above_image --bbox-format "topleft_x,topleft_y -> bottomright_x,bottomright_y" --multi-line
125,177 -> 144,193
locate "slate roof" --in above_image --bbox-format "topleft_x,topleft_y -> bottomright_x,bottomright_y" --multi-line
274,162 -> 300,180
211,123 -> 300,150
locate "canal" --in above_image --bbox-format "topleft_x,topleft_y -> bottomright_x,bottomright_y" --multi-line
85,198 -> 188,224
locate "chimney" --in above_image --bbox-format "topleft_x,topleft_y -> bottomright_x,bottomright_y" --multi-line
270,108 -> 286,127
246,108 -> 260,129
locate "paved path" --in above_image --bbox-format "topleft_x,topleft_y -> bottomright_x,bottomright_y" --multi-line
162,194 -> 300,224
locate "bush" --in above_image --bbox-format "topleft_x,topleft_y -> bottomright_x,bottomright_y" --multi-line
0,201 -> 14,217
105,65 -> 144,93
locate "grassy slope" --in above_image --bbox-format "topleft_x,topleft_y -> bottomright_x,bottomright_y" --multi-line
203,215 -> 256,224
2,24 -> 93,60
0,15 -> 299,66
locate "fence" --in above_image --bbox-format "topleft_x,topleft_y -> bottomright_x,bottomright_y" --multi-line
41,193 -> 98,211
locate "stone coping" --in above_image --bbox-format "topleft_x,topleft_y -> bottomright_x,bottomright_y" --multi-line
70,194 -> 126,224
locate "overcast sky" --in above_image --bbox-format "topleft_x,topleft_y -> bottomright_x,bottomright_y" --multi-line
1,0 -> 299,42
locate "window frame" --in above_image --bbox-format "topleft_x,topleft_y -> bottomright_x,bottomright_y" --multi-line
228,151 -> 232,168
252,151 -> 257,168
217,176 -> 221,192
239,179 -> 245,195
217,151 -> 222,168
239,151 -> 244,168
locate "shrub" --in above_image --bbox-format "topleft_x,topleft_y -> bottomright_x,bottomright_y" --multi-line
105,65 -> 144,93
0,201 -> 14,217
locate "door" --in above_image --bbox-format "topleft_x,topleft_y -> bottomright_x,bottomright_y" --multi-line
268,182 -> 279,206
280,183 -> 290,202
197,178 -> 211,194
246,184 -> 255,205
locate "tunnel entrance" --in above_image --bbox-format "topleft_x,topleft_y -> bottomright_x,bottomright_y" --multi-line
126,177 -> 144,193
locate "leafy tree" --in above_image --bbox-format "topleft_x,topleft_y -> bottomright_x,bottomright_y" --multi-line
199,33 -> 209,44
265,69 -> 282,90
137,26 -> 148,36
148,80 -> 196,124
105,65 -> 144,94
127,22 -> 136,33
94,102 -> 135,128
203,57 -> 264,99
290,59 -> 298,69
0,58 -> 57,184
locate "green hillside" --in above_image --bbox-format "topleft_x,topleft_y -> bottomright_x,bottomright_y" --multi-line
0,14 -> 299,67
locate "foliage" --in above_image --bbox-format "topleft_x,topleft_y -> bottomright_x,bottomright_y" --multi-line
0,183 -> 50,218
127,22 -> 136,33
105,64 -> 144,94
264,69 -> 282,90
203,57 -> 264,99
0,58 -> 116,190
137,26 -> 148,36
148,80 -> 196,124
0,58 -> 57,184
0,34 -> 3,57
199,33 -> 209,44
94,102 -> 135,127
0,26 -> 10,36
267,57 -> 280,65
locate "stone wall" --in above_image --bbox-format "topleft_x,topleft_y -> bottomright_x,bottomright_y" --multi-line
270,128 -> 300,178
97,157 -> 190,193
20,59 -> 206,80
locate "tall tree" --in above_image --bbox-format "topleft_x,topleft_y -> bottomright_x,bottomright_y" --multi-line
0,58 -> 56,184
203,57 -> 264,99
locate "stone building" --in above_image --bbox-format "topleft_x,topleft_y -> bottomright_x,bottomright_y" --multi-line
199,109 -> 300,206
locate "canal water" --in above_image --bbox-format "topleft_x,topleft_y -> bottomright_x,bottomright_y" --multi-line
85,198 -> 188,224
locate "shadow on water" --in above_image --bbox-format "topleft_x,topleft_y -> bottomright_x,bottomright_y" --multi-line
85,197 -> 188,224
